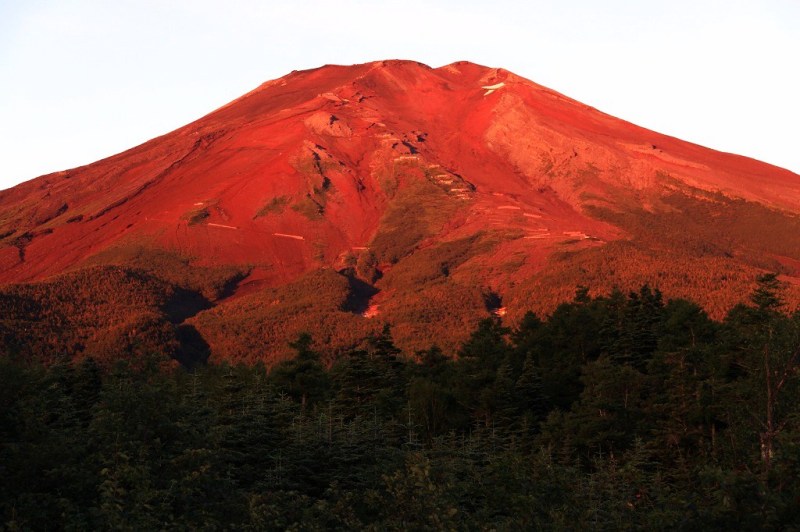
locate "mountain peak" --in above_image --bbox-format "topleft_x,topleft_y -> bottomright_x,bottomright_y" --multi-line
1,60 -> 799,359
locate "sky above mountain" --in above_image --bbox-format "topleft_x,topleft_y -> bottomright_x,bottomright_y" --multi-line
1,0 -> 798,191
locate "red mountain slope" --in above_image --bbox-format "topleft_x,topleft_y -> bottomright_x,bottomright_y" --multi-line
1,60 -> 799,361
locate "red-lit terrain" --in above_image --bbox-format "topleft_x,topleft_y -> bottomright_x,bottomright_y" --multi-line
2,60 -> 799,363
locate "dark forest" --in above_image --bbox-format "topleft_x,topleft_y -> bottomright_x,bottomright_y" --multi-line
2,275 -> 799,530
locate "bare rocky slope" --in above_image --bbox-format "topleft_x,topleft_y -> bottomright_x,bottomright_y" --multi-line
2,60 -> 799,363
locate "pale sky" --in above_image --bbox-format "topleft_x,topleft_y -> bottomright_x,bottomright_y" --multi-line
1,0 -> 798,191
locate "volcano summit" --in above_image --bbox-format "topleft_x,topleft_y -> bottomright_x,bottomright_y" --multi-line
2,60 -> 799,363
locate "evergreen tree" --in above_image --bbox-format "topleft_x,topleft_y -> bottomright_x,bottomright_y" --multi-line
723,274 -> 800,474
270,332 -> 330,410
364,325 -> 406,418
515,353 -> 548,430
73,356 -> 102,425
534,294 -> 606,410
541,357 -> 648,460
647,299 -> 724,463
750,272 -> 784,313
492,360 -> 520,437
611,285 -> 664,371
407,346 -> 467,440
455,317 -> 511,426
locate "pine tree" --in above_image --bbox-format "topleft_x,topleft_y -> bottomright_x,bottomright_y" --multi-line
331,349 -> 383,418
456,318 -> 511,426
270,332 -> 330,410
724,274 -> 800,474
750,272 -> 783,314
515,353 -> 548,429
408,345 -> 467,440
73,356 -> 102,425
542,357 -> 648,460
492,360 -> 520,437
612,285 -> 664,371
365,325 -> 406,419
646,299 -> 723,463
167,370 -> 230,526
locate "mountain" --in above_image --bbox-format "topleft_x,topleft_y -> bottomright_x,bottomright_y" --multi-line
2,60 -> 799,364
